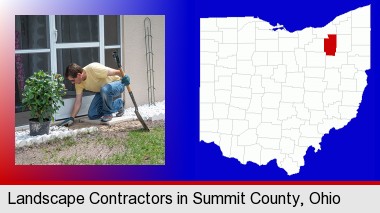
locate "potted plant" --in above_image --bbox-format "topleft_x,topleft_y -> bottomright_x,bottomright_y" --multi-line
22,70 -> 66,136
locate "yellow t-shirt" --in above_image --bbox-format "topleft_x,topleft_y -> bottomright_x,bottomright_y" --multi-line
75,62 -> 121,94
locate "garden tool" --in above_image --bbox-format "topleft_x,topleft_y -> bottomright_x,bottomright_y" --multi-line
113,51 -> 150,131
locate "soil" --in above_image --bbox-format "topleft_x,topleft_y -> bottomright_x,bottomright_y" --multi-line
15,119 -> 164,165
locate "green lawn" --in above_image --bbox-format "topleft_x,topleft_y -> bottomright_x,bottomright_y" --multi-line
45,125 -> 165,165
105,126 -> 165,164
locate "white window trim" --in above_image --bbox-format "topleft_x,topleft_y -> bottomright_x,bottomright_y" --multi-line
15,49 -> 50,54
99,15 -> 105,64
49,15 -> 57,75
105,45 -> 121,49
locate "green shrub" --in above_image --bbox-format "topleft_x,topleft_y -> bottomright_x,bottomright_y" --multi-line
22,70 -> 66,123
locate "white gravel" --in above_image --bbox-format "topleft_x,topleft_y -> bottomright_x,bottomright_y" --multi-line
119,100 -> 165,120
15,126 -> 98,148
16,100 -> 165,148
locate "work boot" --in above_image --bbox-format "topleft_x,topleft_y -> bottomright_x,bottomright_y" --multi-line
116,100 -> 125,117
101,114 -> 113,122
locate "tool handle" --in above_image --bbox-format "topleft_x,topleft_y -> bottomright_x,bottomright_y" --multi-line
128,90 -> 138,110
112,51 -> 125,76
126,85 -> 132,93
113,51 -> 136,108
118,68 -> 125,77
112,51 -> 122,68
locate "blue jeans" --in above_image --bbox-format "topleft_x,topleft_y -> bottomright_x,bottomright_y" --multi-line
88,81 -> 125,120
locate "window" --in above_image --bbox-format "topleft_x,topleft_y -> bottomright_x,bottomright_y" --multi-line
15,15 -> 122,126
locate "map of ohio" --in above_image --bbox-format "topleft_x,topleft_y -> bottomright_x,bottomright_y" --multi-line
200,5 -> 371,175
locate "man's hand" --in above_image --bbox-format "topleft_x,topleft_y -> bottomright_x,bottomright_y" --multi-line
58,117 -> 74,127
121,75 -> 130,86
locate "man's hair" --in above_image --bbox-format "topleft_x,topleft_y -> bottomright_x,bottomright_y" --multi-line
65,63 -> 83,78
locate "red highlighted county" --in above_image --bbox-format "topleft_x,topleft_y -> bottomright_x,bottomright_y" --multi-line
324,34 -> 337,56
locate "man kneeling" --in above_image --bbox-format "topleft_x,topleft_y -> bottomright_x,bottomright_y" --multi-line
60,62 -> 130,126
